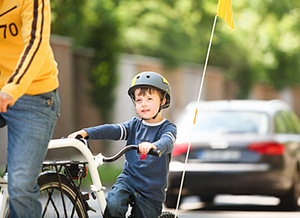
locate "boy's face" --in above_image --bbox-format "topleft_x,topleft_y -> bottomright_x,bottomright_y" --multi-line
134,88 -> 164,122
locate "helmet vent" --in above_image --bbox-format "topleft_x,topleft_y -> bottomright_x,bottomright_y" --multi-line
146,75 -> 150,78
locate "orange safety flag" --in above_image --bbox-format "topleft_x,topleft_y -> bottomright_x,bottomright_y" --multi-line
216,0 -> 234,31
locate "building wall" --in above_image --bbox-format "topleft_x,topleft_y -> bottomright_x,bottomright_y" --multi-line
51,35 -> 75,138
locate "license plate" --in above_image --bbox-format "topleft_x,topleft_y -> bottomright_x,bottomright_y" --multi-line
198,150 -> 241,161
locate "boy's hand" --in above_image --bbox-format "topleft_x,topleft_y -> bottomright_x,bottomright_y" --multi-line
68,130 -> 88,139
138,142 -> 157,155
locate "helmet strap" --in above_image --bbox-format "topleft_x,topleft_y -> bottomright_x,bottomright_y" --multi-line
141,106 -> 161,121
151,106 -> 162,120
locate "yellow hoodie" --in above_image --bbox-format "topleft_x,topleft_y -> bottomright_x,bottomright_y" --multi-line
0,0 -> 59,102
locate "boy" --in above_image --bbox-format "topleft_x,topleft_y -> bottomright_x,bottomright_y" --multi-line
68,71 -> 177,217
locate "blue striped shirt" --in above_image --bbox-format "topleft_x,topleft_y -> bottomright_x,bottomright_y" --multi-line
85,117 -> 177,201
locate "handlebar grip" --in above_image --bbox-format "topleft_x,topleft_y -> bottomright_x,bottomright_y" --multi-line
75,134 -> 83,140
148,148 -> 162,157
75,135 -> 89,148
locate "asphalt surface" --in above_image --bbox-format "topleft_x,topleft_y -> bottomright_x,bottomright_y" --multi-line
87,195 -> 300,218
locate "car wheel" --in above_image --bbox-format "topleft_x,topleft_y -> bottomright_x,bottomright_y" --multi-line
279,170 -> 300,211
165,194 -> 181,209
200,194 -> 215,204
158,211 -> 178,218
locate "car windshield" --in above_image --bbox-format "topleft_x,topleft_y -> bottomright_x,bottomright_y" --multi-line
177,110 -> 269,135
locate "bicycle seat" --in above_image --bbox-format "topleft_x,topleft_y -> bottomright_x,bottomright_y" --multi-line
0,114 -> 6,128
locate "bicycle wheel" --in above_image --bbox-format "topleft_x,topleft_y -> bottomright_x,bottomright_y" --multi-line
38,173 -> 88,218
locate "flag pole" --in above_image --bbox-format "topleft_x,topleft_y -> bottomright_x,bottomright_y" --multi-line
174,14 -> 219,217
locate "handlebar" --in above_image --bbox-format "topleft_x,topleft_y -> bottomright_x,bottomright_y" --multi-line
103,145 -> 162,163
75,135 -> 90,149
74,135 -> 162,162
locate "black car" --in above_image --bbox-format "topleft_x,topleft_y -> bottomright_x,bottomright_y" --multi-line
166,100 -> 300,210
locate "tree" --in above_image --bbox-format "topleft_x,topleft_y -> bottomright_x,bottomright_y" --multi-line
51,0 -> 121,122
51,0 -> 300,105
230,0 -> 300,92
80,0 -> 121,121
51,0 -> 85,39
116,0 -> 300,97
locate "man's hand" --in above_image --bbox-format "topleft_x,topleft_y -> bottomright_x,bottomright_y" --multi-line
0,91 -> 14,113
138,142 -> 157,155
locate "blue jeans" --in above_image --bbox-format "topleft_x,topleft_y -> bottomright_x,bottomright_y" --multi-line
106,180 -> 162,218
1,90 -> 60,218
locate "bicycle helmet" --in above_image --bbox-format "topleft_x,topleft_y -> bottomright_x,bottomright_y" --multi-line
128,71 -> 171,109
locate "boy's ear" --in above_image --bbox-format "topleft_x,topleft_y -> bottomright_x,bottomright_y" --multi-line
161,97 -> 167,106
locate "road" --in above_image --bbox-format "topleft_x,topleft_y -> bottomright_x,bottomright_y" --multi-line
87,195 -> 300,218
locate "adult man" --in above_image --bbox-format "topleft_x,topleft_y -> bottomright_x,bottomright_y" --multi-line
0,0 -> 60,217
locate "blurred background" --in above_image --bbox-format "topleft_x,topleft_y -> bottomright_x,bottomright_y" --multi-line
1,0 -> 300,161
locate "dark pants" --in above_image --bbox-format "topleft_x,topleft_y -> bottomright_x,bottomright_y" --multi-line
105,180 -> 162,218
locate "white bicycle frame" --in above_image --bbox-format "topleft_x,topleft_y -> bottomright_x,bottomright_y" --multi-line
0,174 -> 8,218
0,138 -> 108,217
46,138 -> 108,215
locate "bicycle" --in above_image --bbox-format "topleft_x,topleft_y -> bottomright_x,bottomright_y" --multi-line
0,124 -> 177,217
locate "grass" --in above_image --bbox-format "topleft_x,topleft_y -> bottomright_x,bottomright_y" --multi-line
82,164 -> 123,188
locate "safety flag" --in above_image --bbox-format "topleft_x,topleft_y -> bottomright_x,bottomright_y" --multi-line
174,1 -> 235,217
216,0 -> 234,31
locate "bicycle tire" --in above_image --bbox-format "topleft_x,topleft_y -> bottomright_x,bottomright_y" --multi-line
38,172 -> 88,218
158,211 -> 178,218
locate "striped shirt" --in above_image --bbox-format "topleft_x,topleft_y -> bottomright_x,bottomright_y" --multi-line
0,0 -> 58,101
85,117 -> 177,202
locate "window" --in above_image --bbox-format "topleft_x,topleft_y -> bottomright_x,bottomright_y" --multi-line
177,110 -> 269,137
274,110 -> 300,134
